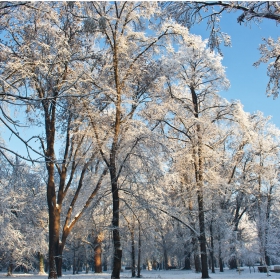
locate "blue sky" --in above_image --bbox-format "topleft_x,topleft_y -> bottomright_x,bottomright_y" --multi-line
191,12 -> 280,127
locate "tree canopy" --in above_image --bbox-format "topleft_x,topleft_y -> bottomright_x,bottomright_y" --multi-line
0,2 -> 280,279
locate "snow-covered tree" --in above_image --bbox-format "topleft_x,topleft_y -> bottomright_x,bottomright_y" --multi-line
165,1 -> 280,98
0,2 -> 109,277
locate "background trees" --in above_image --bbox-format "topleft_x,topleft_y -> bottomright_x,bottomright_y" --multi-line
0,155 -> 48,275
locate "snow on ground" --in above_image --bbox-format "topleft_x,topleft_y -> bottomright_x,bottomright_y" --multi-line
0,268 -> 279,279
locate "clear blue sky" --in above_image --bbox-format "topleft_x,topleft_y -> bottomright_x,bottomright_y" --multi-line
191,12 -> 280,127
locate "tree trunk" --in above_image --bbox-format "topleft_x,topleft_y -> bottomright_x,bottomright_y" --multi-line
163,247 -> 168,270
209,223 -> 215,273
183,252 -> 191,270
229,232 -> 237,269
219,258 -> 224,272
110,172 -> 122,279
85,248 -> 89,274
197,191 -> 209,278
229,257 -> 237,269
94,242 -> 102,273
76,258 -> 80,274
44,91 -> 59,279
191,86 -> 209,279
137,227 -> 141,278
217,229 -> 224,272
73,250 -> 76,275
38,252 -> 45,274
48,204 -> 59,279
103,247 -> 108,272
194,251 -> 201,273
131,230 -> 136,277
182,242 -> 191,270
264,186 -> 273,267
7,263 -> 13,276
265,255 -> 270,266
192,236 -> 201,273
56,244 -> 63,277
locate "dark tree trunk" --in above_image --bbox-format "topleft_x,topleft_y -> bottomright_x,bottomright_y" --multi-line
110,37 -> 123,279
229,232 -> 237,269
85,249 -> 89,274
48,204 -> 59,279
210,223 -> 215,273
131,230 -> 136,277
76,258 -> 80,274
45,259 -> 49,274
110,171 -> 122,279
73,250 -> 76,275
45,101 -> 59,279
194,252 -> 201,273
191,86 -> 209,279
265,255 -> 270,266
56,244 -> 63,277
218,230 -> 223,272
229,257 -> 237,269
182,240 -> 191,270
193,236 -> 201,273
137,228 -> 141,278
103,248 -> 108,272
183,251 -> 191,270
219,258 -> 224,272
197,191 -> 209,278
189,204 -> 199,273
163,248 -> 168,269
264,187 -> 273,267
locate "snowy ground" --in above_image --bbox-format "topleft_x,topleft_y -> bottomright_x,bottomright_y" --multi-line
1,268 -> 280,279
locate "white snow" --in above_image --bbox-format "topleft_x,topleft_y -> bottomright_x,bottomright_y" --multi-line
1,267 -> 279,279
